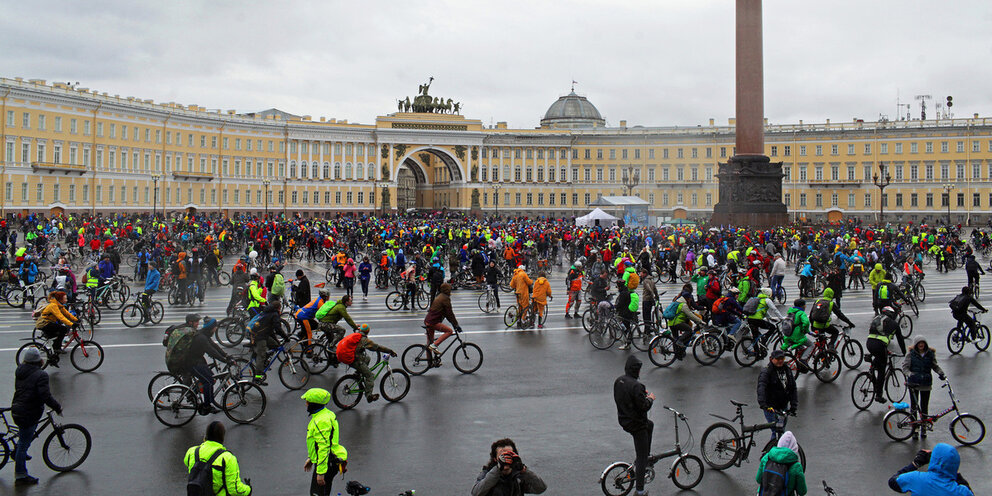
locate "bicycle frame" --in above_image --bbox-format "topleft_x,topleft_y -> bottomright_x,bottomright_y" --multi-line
902,382 -> 964,428
709,405 -> 782,465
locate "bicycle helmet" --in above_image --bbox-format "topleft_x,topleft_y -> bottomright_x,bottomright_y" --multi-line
574,261 -> 583,269
318,289 -> 330,299
301,387 -> 331,405
881,306 -> 897,317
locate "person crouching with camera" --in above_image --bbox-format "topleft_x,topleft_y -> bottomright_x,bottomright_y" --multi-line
471,438 -> 547,496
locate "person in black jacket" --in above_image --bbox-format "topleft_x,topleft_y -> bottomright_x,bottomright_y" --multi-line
471,438 -> 547,496
756,350 -> 797,444
11,347 -> 62,485
184,317 -> 232,415
485,261 -> 501,309
292,269 -> 311,309
613,356 -> 655,496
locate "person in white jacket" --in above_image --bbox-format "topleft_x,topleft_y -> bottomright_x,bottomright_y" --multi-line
768,254 -> 787,301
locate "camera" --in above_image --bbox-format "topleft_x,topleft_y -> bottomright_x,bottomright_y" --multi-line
346,480 -> 371,496
500,452 -> 523,472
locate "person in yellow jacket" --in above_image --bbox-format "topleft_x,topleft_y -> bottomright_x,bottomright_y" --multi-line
510,265 -> 533,318
183,421 -> 252,496
246,270 -> 265,312
531,272 -> 551,329
302,388 -> 348,496
868,263 -> 887,315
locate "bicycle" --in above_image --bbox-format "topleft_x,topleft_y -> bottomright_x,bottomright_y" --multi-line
5,281 -> 49,309
402,326 -> 484,375
331,354 -> 411,410
385,285 -> 428,311
599,406 -> 704,494
152,363 -> 266,427
700,400 -> 807,471
690,325 -> 733,366
0,408 -> 91,472
732,320 -> 786,367
882,379 -> 985,446
16,321 -> 103,372
850,352 -> 908,411
477,284 -> 500,313
232,338 -> 310,390
120,292 -> 165,327
946,311 -> 990,355
504,298 -> 548,330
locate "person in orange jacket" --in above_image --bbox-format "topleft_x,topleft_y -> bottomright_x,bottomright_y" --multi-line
531,272 -> 551,329
510,265 -> 533,322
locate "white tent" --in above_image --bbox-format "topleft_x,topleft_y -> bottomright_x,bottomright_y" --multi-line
575,207 -> 618,227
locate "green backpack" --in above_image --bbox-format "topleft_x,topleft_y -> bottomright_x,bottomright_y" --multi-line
271,274 -> 286,296
165,328 -> 196,374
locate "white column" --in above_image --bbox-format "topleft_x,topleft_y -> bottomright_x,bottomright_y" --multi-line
318,140 -> 324,179
466,145 -> 473,183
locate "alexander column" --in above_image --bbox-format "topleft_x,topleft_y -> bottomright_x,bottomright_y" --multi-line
711,0 -> 788,227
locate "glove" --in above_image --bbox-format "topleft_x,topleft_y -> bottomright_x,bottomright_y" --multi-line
390,351 -> 398,357
938,374 -> 946,381
339,460 -> 348,473
912,449 -> 932,468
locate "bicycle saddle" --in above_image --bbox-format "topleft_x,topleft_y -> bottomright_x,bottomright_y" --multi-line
730,399 -> 749,407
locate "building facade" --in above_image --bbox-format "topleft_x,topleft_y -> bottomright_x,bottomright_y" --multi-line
3,76 -> 992,224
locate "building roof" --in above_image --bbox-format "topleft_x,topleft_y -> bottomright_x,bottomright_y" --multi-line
243,108 -> 300,120
540,91 -> 606,129
588,195 -> 650,206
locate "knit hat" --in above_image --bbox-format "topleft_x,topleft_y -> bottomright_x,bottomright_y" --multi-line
22,347 -> 42,364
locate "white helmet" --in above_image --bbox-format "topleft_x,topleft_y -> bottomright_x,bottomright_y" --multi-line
249,268 -> 258,276
248,250 -> 258,260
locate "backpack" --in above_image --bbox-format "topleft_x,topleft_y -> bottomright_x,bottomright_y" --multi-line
187,446 -> 226,496
662,301 -> 681,320
949,294 -> 969,313
809,298 -> 831,323
869,314 -> 895,337
712,296 -> 730,314
165,328 -> 196,374
742,296 -> 761,315
271,274 -> 285,296
758,460 -> 790,496
627,292 -> 639,312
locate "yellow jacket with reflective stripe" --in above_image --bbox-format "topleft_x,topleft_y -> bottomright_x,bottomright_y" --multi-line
183,440 -> 252,496
307,408 -> 348,475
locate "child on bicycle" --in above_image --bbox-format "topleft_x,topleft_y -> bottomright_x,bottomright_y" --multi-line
949,286 -> 987,339
335,324 -> 397,403
782,299 -> 811,362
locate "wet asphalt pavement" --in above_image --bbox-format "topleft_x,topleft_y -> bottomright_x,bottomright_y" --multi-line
0,259 -> 989,496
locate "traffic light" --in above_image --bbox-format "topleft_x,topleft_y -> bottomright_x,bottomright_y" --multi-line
946,96 -> 953,108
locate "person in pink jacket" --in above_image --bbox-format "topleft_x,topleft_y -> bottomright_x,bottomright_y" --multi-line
342,258 -> 357,298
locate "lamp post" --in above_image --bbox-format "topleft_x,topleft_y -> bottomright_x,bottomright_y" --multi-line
872,163 -> 891,226
151,174 -> 161,220
493,184 -> 501,218
621,166 -> 640,197
942,183 -> 953,226
262,179 -> 270,219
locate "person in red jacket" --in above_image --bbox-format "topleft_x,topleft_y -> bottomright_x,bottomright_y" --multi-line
335,325 -> 396,403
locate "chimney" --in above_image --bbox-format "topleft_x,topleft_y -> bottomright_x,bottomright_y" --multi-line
496,121 -> 508,129
709,118 -> 715,126
302,115 -> 311,121
619,120 -> 627,128
227,110 -> 236,115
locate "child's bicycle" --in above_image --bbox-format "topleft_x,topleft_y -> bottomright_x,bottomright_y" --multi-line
599,406 -> 704,494
331,354 -> 411,410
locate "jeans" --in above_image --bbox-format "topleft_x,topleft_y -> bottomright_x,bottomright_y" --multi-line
630,421 -> 654,492
14,420 -> 37,477
360,278 -> 370,297
191,364 -> 213,410
770,275 -> 784,298
763,409 -> 786,444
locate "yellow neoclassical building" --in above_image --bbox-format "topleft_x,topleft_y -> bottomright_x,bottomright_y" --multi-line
3,76 -> 992,225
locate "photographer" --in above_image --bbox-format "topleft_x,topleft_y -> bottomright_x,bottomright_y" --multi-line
471,438 -> 546,496
888,444 -> 972,495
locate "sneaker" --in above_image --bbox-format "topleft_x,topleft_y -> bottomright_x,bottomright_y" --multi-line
49,358 -> 60,368
921,431 -> 927,439
874,395 -> 887,404
428,344 -> 440,355
15,476 -> 39,486
367,393 -> 380,403
363,296 -> 367,301
911,432 -> 919,440
618,343 -> 630,350
564,314 -> 572,319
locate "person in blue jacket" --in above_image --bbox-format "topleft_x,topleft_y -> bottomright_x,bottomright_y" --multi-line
143,262 -> 161,309
358,257 -> 372,301
888,443 -> 972,495
19,256 -> 38,285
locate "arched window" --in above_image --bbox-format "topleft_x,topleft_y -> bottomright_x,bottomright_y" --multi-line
503,165 -> 511,182
301,162 -> 307,178
345,163 -> 353,180
311,162 -> 318,178
334,163 -> 341,180
356,163 -> 364,180
289,161 -> 297,177
322,162 -> 330,179
367,164 -> 375,180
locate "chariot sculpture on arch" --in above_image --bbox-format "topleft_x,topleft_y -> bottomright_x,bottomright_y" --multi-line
399,77 -> 461,114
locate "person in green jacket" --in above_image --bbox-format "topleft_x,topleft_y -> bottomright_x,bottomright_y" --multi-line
302,388 -> 348,496
868,263 -> 887,314
315,294 -> 358,347
184,421 -> 252,496
755,430 -> 807,495
690,269 -> 709,300
782,299 -> 811,353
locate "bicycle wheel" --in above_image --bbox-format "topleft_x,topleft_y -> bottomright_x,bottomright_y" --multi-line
278,355 -> 310,390
104,290 -> 126,310
16,342 -> 49,369
218,271 -> 231,286
167,288 -> 180,306
700,422 -> 741,470
905,298 -> 919,317
147,372 -> 180,402
153,385 -> 199,427
774,286 -> 787,305
416,290 -> 429,310
693,333 -> 723,366
581,308 -> 596,332
946,328 -> 965,355
70,341 -> 104,372
332,374 -> 363,410
217,318 -> 246,348
380,368 -> 411,402
647,334 -> 677,367
42,424 -> 92,472
851,372 -> 875,411
898,315 -> 913,339
6,288 -> 24,308
120,304 -> 144,328
882,410 -> 916,441
974,325 -> 990,352
589,323 -> 616,350
811,350 -> 841,383
0,436 -> 9,472
453,342 -> 484,374
886,368 -> 908,403
478,292 -> 497,314
82,301 -> 101,326
841,338 -> 864,370
223,381 -> 267,424
600,462 -> 634,496
671,454 -> 705,490
503,306 -> 519,328
401,344 -> 432,376
631,322 -> 657,352
733,337 -> 760,367
950,414 -> 986,446
149,301 -> 165,324
385,291 -> 404,311
302,342 -> 331,375
916,284 -> 926,302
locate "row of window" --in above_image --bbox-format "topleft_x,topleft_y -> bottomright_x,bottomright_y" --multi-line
785,161 -> 992,182
784,191 -> 992,209
290,142 -> 376,157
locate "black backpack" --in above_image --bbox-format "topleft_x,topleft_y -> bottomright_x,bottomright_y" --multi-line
809,299 -> 831,323
949,294 -> 969,313
758,460 -> 790,496
187,447 -> 226,496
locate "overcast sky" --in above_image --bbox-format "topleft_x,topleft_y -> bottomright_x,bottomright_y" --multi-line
3,0 -> 990,129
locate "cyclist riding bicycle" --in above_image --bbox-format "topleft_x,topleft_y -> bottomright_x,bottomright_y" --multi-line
711,287 -> 746,338
315,294 -> 359,351
245,269 -> 265,313
866,306 -> 907,404
400,262 -> 418,310
484,260 -> 502,311
531,272 -> 551,329
809,287 -> 854,347
510,265 -> 533,318
666,288 -> 705,360
744,288 -> 785,348
964,254 -> 984,291
143,262 -> 160,309
335,324 -> 397,403
168,316 -> 231,415
781,299 -> 811,359
948,286 -> 987,339
33,291 -> 77,366
249,301 -> 288,385
295,289 -> 330,342
424,282 -> 460,357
